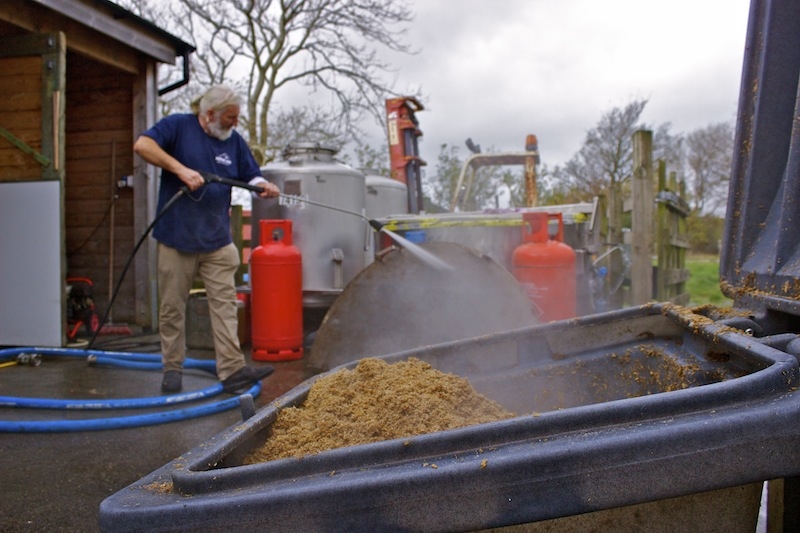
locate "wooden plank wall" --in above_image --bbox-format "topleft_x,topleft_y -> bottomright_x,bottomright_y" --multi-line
64,52 -> 136,323
0,55 -> 42,182
231,206 -> 253,286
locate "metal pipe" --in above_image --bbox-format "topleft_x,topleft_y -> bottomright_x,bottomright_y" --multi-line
158,51 -> 191,96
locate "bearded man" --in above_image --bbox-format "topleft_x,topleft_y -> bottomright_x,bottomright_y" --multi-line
133,84 -> 279,395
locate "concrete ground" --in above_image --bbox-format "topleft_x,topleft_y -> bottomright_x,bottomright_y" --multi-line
0,333 -> 310,533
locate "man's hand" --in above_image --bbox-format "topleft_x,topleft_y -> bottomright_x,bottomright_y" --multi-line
176,168 -> 206,192
256,181 -> 280,199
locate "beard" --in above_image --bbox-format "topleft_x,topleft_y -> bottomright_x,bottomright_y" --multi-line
208,116 -> 234,141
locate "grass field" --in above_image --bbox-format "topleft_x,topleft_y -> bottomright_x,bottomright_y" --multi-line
685,254 -> 732,307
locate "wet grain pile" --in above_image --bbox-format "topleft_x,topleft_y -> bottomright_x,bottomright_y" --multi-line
245,357 -> 514,463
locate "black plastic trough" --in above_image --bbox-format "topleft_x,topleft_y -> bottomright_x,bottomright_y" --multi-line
99,303 -> 800,531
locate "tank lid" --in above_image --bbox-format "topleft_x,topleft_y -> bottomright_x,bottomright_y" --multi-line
282,142 -> 339,161
365,174 -> 407,191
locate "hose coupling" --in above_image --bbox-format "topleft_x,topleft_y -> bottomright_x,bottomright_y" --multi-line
16,353 -> 42,367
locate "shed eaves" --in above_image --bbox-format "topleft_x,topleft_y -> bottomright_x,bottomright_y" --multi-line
32,0 -> 195,63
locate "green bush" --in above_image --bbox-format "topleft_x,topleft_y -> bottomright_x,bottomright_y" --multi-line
687,215 -> 725,255
686,255 -> 732,306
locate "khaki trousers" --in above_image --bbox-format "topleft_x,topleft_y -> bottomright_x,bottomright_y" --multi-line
157,242 -> 244,381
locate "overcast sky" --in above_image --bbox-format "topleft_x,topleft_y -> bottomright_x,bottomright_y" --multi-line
360,0 -> 752,171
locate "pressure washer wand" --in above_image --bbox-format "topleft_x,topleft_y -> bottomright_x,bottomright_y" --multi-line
200,172 -> 385,231
204,174 -> 450,270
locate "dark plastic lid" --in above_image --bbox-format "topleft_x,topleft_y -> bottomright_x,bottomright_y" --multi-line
720,0 -> 800,318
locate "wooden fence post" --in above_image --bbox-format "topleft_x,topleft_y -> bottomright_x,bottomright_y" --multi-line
230,205 -> 245,286
631,130 -> 654,305
606,180 -> 625,309
655,169 -> 691,304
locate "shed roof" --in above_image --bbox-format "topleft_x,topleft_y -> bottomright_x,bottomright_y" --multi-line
33,0 -> 195,63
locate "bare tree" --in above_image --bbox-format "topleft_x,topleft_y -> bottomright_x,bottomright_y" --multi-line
558,99 -> 648,199
539,164 -> 588,205
260,104 -> 348,163
653,122 -> 685,174
685,121 -> 733,215
342,142 -> 390,176
157,0 -> 416,159
428,143 -> 463,211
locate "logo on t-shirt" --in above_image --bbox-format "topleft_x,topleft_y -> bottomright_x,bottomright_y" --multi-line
215,152 -> 233,166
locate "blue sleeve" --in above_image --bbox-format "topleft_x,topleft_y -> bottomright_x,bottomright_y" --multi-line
140,114 -> 184,152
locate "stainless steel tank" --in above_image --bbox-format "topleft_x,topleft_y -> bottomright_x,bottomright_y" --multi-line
364,171 -> 408,219
252,143 -> 368,308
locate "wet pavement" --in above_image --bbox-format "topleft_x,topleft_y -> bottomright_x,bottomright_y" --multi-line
0,334 -> 311,532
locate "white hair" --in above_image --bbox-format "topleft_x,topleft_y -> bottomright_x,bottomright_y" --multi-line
194,85 -> 242,115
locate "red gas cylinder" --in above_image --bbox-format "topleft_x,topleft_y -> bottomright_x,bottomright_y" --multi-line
512,212 -> 576,322
250,219 -> 303,361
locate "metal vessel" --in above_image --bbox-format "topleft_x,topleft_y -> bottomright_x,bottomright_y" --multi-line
364,171 -> 408,220
252,143 -> 368,307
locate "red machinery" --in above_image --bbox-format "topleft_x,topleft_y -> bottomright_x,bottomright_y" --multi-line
66,276 -> 100,340
385,97 -> 426,213
512,212 -> 576,322
250,220 -> 303,361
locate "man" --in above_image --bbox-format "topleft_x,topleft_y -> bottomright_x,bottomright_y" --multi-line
133,84 -> 280,394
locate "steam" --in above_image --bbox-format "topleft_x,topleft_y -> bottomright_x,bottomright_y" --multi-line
310,241 -> 538,372
380,229 -> 454,272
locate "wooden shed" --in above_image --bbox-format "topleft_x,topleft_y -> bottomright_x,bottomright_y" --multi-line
0,0 -> 194,346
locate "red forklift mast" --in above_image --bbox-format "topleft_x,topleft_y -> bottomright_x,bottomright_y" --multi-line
385,97 -> 426,213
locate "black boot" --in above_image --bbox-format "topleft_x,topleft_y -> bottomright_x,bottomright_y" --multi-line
161,370 -> 182,394
221,365 -> 275,394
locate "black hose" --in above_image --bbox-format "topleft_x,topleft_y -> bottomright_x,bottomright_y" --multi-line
88,186 -> 189,349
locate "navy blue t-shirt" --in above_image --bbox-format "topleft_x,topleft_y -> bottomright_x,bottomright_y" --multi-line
142,114 -> 261,253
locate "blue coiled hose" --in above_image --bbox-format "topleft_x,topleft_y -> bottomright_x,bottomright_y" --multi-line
0,346 -> 259,433
0,185 -> 267,432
